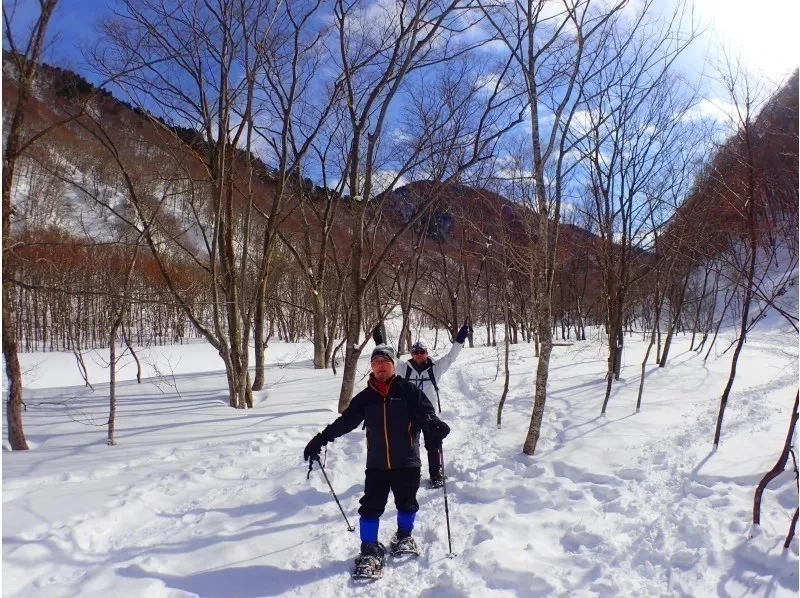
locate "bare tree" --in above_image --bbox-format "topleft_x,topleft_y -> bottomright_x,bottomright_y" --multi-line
569,1 -> 698,415
481,0 -> 629,455
94,0 -> 296,408
390,218 -> 431,355
251,0 -> 339,378
106,241 -> 142,446
753,391 -> 798,535
330,0 -> 525,412
711,57 -> 773,448
3,0 -> 60,450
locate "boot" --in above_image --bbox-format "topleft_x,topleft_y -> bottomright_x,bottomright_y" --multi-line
390,529 -> 420,555
353,542 -> 386,578
428,466 -> 444,489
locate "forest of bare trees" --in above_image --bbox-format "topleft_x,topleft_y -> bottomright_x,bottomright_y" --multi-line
3,0 -> 798,459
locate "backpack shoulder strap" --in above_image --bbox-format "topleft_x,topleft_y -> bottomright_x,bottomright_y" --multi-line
427,363 -> 439,392
405,361 -> 414,381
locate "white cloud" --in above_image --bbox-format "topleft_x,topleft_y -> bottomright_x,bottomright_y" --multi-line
692,0 -> 800,82
681,98 -> 739,123
475,73 -> 505,94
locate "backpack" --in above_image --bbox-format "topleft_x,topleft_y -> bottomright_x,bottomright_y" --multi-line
405,360 -> 439,392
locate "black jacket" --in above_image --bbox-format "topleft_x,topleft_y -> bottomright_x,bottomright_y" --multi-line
321,375 -> 439,469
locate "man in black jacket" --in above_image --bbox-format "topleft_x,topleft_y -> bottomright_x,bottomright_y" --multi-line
304,343 -> 450,576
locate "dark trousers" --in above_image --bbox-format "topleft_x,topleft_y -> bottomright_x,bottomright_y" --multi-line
358,467 -> 421,519
424,437 -> 442,479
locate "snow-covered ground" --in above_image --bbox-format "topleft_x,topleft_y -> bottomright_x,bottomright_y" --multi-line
3,324 -> 798,597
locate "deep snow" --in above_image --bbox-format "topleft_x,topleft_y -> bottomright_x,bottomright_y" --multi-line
3,324 -> 798,597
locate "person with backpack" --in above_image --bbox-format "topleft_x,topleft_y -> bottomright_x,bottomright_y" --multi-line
303,343 -> 451,578
372,318 -> 469,488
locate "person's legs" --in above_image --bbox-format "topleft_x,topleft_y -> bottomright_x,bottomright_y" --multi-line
427,446 -> 442,481
358,468 -> 391,551
423,434 -> 443,483
390,467 -> 421,536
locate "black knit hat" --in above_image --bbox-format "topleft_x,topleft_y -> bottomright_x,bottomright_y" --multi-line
411,341 -> 427,353
370,344 -> 396,363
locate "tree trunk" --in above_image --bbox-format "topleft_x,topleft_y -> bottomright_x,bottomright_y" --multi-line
312,289 -> 326,369
785,509 -> 799,549
523,211 -> 554,456
523,281 -> 552,454
659,268 -> 691,368
337,293 -> 364,413
2,0 -> 60,450
252,280 -> 268,389
704,282 -> 736,361
713,252 -> 758,447
497,292 -> 511,427
324,279 -> 344,368
3,289 -> 28,450
108,329 -> 118,446
689,268 -> 711,351
122,323 -> 142,383
636,289 -> 665,411
753,391 -> 798,524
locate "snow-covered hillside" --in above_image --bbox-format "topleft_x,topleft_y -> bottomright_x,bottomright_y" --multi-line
3,325 -> 798,597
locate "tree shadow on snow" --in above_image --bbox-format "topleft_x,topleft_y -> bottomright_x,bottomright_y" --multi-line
715,536 -> 798,598
117,560 -> 343,597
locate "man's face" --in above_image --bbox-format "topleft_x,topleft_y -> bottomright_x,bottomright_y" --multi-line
371,356 -> 395,381
411,348 -> 428,366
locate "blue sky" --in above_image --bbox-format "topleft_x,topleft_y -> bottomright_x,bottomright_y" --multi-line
4,0 -> 100,70
3,0 -> 796,195
6,0 -> 797,91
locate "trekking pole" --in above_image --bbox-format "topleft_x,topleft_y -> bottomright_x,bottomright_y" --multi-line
307,457 -> 355,532
438,448 -> 456,558
434,388 -> 442,414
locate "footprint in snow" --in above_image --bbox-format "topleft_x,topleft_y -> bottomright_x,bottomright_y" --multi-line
590,485 -> 621,503
560,526 -> 604,552
523,463 -> 547,479
670,548 -> 701,569
472,525 -> 493,544
617,467 -> 647,481
687,482 -> 714,498
552,462 -> 622,487
513,489 -> 557,513
458,484 -> 505,503
603,498 -> 635,515
652,452 -> 668,469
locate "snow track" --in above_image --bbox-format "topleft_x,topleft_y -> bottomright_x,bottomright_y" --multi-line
3,331 -> 798,597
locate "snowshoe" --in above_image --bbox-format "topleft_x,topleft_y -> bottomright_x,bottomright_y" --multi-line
352,542 -> 386,579
390,532 -> 420,556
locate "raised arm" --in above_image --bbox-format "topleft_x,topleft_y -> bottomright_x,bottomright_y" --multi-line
434,319 -> 469,376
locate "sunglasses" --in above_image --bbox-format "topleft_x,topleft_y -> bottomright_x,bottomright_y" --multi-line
411,349 -> 427,355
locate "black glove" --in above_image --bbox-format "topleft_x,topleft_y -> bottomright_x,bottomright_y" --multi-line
372,325 -> 384,345
427,419 -> 451,443
304,433 -> 326,462
456,318 -> 469,344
